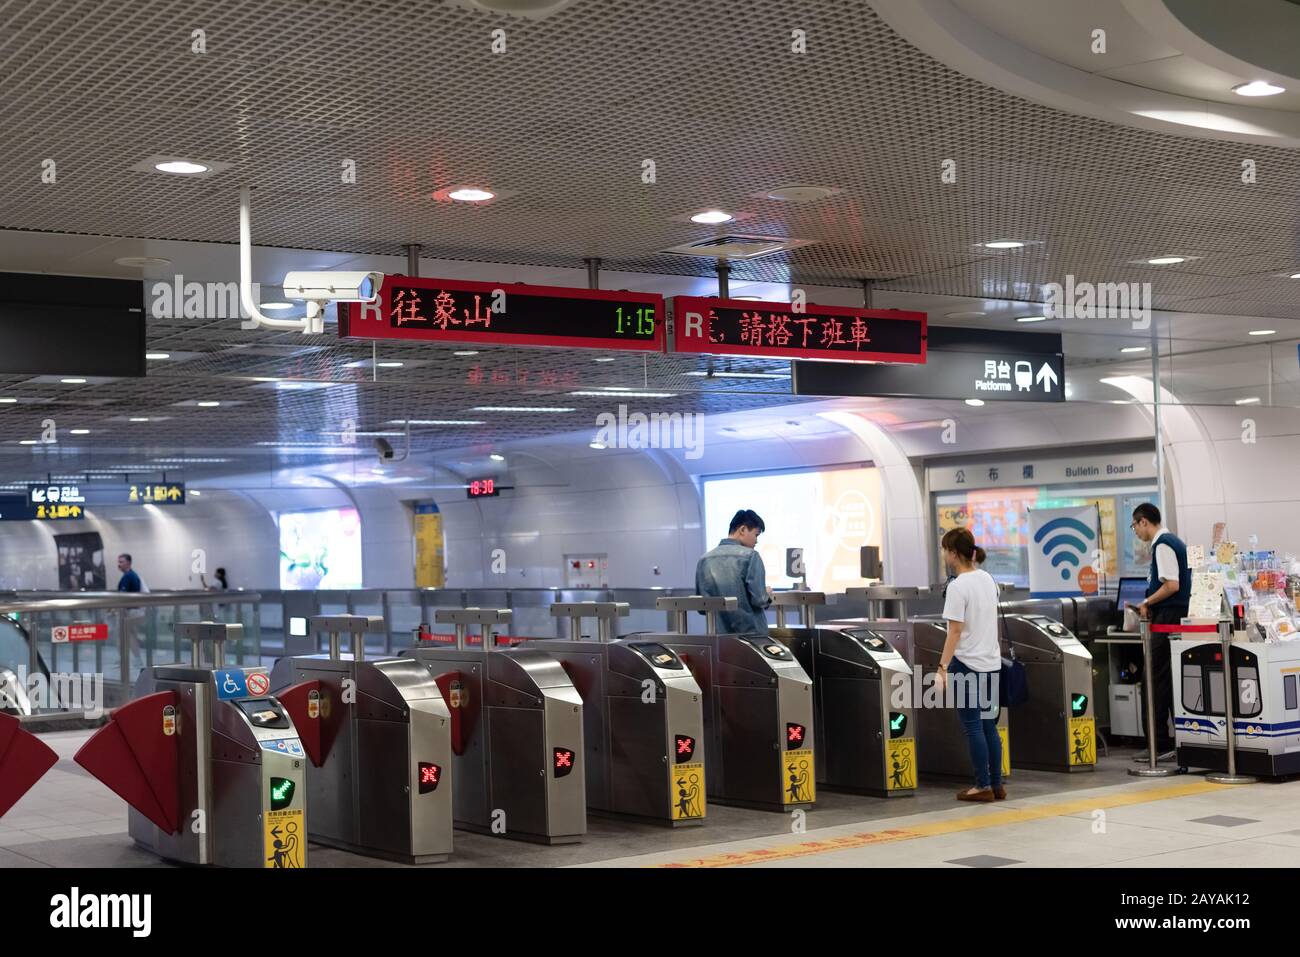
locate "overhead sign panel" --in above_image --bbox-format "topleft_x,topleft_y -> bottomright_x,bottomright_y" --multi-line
669,297 -> 926,363
793,326 -> 1064,402
26,483 -> 186,508
338,276 -> 665,353
0,273 -> 146,377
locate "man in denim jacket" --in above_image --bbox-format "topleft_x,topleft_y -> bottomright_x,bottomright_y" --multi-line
695,509 -> 773,635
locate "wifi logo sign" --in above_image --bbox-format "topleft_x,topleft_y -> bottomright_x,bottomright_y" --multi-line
1033,516 -> 1097,581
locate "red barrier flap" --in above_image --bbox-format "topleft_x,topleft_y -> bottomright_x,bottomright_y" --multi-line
74,691 -> 178,833
275,680 -> 323,767
1151,624 -> 1220,634
0,713 -> 59,818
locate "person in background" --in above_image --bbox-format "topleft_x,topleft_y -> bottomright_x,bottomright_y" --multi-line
695,509 -> 773,635
1129,503 -> 1190,760
200,567 -> 229,590
116,553 -> 142,593
935,527 -> 1005,803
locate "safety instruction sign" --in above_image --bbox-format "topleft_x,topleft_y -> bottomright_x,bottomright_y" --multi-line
783,749 -> 815,804
671,762 -> 705,820
998,725 -> 1011,778
1069,716 -> 1096,766
885,738 -> 916,790
264,808 -> 304,868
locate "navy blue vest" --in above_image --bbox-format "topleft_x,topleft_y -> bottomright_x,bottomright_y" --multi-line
1146,530 -> 1191,614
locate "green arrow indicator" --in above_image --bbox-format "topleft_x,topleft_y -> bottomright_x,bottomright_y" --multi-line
1071,694 -> 1089,716
890,714 -> 904,730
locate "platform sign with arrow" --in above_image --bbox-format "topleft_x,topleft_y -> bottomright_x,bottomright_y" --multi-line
794,327 -> 1065,403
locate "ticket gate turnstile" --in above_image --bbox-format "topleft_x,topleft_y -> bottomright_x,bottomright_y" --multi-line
909,618 -> 1011,780
518,602 -> 708,826
75,622 -> 310,867
1003,615 -> 1096,772
772,594 -> 917,797
269,615 -> 454,864
645,595 -> 816,811
401,607 -> 586,844
1174,636 -> 1300,777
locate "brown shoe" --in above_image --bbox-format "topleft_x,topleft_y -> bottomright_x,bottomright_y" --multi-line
993,785 -> 1007,800
956,787 -> 995,803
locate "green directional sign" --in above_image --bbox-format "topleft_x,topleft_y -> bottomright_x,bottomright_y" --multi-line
1071,694 -> 1088,716
270,777 -> 296,811
889,712 -> 908,738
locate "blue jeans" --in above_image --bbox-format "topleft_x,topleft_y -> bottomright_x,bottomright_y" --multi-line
949,658 -> 1003,790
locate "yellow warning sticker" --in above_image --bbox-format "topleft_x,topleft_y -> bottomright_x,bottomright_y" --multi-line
998,725 -> 1011,778
885,738 -> 916,790
671,762 -> 706,820
782,749 -> 815,804
264,808 -> 304,868
1069,716 -> 1096,765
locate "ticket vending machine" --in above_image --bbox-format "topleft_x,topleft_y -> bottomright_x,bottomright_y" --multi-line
518,602 -> 708,826
75,622 -> 310,867
774,607 -> 919,798
1002,615 -> 1096,772
269,615 -> 454,864
641,595 -> 817,812
910,618 -> 1011,780
1173,637 -> 1300,777
400,607 -> 587,844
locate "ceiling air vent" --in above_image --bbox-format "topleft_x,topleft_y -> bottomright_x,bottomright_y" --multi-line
661,235 -> 813,260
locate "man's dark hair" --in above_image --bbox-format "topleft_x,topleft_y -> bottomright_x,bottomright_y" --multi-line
118,553 -> 132,563
1132,503 -> 1161,526
729,509 -> 765,534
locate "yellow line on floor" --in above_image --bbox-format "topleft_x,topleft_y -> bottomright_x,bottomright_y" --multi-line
653,779 -> 1227,868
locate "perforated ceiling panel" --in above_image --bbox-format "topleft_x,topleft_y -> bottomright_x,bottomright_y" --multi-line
2,0 -> 1299,313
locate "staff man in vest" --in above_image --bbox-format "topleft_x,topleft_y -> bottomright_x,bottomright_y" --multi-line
1129,503 -> 1191,759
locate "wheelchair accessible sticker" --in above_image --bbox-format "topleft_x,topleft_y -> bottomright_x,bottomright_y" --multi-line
262,738 -> 305,758
214,670 -> 248,700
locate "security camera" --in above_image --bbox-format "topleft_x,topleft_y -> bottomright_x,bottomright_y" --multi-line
375,437 -> 395,462
282,271 -> 383,303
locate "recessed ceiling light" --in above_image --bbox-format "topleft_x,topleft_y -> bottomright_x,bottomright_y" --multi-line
197,400 -> 221,407
682,370 -> 790,379
964,398 -> 985,407
1235,397 -> 1261,405
129,417 -> 150,422
1120,346 -> 1147,353
764,185 -> 837,203
387,419 -> 485,426
489,453 -> 506,462
691,210 -> 734,224
19,439 -> 38,445
114,256 -> 172,268
191,490 -> 201,496
731,295 -> 764,300
589,441 -> 608,450
0,398 -> 16,404
453,350 -> 479,357
593,357 -> 616,363
1233,80 -> 1285,97
1146,256 -> 1186,265
260,302 -> 295,311
146,352 -> 170,360
376,361 -> 404,368
983,240 -> 1024,249
1248,329 -> 1275,336
61,377 -> 87,384
471,406 -> 575,413
154,160 -> 209,175
448,187 -> 495,202
1016,315 -> 1049,323
570,390 -> 677,398
1289,273 -> 1300,279
70,429 -> 90,435
944,311 -> 986,319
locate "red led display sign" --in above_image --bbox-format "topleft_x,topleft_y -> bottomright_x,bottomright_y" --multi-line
670,296 -> 926,364
467,478 -> 499,498
339,276 -> 665,353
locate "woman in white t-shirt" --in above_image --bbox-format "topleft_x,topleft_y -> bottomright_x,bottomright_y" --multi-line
937,527 -> 1005,803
